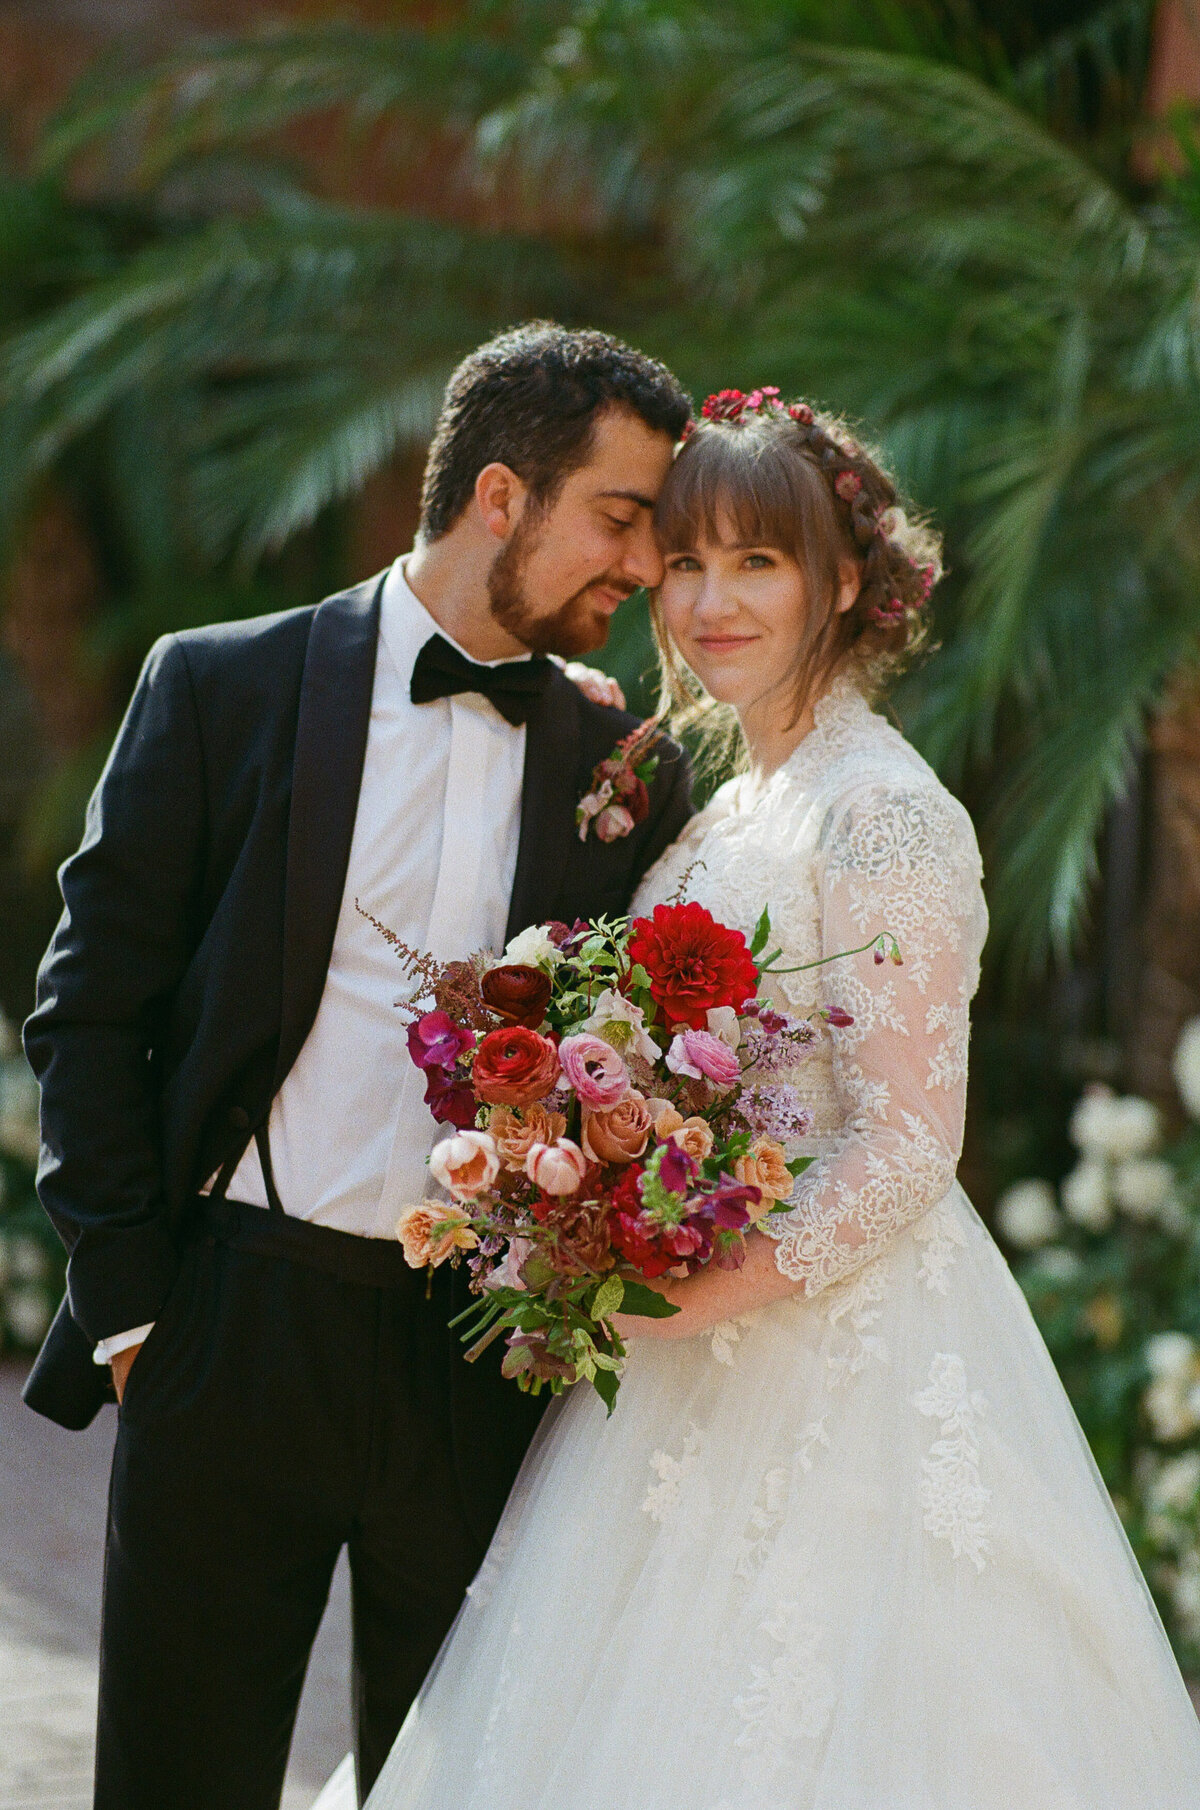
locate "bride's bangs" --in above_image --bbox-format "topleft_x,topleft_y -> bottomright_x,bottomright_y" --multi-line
654,424 -> 830,566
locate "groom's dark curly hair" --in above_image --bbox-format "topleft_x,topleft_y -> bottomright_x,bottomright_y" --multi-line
418,322 -> 692,540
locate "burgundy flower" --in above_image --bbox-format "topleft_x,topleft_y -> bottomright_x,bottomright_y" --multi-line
480,963 -> 553,1029
406,1011 -> 475,1073
422,1065 -> 478,1129
658,1140 -> 697,1197
824,1006 -> 855,1029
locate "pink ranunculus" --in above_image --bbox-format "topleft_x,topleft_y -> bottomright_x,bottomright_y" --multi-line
665,1027 -> 741,1088
428,1129 -> 500,1201
525,1138 -> 588,1196
594,804 -> 636,842
558,1033 -> 631,1109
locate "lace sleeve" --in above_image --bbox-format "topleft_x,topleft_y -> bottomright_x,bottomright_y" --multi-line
762,778 -> 987,1294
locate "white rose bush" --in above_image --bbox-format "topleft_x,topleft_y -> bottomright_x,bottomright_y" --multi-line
996,1022 -> 1200,1668
0,1010 -> 61,1354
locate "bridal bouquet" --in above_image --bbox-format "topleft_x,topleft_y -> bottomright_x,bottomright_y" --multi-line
371,898 -> 899,1412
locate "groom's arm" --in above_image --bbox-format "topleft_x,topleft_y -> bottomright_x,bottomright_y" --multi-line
24,635 -> 208,1349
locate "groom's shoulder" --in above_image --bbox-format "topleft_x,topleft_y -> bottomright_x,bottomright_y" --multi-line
164,574 -> 380,694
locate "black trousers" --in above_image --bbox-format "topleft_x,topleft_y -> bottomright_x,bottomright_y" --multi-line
95,1199 -> 487,1810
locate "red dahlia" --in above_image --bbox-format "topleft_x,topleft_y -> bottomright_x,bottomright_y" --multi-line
627,901 -> 759,1030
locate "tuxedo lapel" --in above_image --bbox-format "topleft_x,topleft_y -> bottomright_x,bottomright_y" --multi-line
273,574 -> 383,1090
505,671 -> 583,943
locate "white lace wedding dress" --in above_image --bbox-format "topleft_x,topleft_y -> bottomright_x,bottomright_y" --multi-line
321,677 -> 1200,1810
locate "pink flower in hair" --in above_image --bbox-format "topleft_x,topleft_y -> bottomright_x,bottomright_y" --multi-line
702,389 -> 748,422
788,402 -> 814,424
834,470 -> 862,502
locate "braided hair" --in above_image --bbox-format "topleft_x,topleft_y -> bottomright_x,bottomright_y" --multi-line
651,390 -> 941,739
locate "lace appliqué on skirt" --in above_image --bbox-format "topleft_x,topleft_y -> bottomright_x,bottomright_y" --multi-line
913,1352 -> 992,1571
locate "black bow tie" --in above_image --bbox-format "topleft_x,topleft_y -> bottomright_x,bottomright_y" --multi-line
410,634 -> 554,727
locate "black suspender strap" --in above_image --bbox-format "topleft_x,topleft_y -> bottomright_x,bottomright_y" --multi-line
254,1122 -> 286,1216
208,1142 -> 244,1206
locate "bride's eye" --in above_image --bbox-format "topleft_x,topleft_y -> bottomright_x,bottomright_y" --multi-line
666,554 -> 701,573
744,551 -> 775,570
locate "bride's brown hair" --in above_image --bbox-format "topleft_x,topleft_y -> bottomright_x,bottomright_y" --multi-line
650,394 -> 942,765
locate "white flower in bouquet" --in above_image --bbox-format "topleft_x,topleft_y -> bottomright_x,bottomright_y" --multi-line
1061,1159 -> 1114,1232
704,1006 -> 743,1052
5,1285 -> 51,1348
8,1234 -> 50,1285
1112,1157 -> 1176,1223
996,1179 -> 1061,1249
1069,1085 -> 1160,1163
1173,1019 -> 1200,1123
499,925 -> 563,971
581,989 -> 659,1064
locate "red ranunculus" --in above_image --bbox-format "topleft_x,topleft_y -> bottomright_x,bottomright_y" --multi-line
480,963 -> 553,1029
627,901 -> 759,1030
471,1026 -> 561,1107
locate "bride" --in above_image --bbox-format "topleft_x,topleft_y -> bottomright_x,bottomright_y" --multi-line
320,391 -> 1200,1808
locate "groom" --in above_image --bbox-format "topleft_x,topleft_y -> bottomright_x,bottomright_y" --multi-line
22,322 -> 693,1809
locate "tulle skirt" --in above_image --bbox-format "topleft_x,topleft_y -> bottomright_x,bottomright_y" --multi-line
319,1188 -> 1200,1809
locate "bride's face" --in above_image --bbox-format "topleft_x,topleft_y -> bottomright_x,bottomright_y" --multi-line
659,523 -> 814,715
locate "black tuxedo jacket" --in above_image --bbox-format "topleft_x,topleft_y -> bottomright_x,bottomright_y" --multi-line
22,573 -> 693,1464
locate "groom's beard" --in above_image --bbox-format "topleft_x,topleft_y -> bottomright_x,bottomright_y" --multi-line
488,519 -> 638,658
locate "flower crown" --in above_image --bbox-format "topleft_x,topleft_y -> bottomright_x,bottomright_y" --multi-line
680,387 -> 937,626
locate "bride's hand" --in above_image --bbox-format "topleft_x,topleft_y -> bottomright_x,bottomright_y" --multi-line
613,1235 -> 805,1343
557,661 -> 626,710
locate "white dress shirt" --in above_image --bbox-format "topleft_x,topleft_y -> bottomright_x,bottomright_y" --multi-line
95,557 -> 529,1362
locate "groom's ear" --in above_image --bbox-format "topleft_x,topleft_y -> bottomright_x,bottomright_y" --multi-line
475,462 -> 531,543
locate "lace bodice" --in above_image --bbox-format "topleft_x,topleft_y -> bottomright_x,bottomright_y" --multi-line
632,674 -> 988,1295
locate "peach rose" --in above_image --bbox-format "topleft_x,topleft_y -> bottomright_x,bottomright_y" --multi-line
581,1090 -> 653,1164
396,1202 -> 479,1269
428,1129 -> 500,1201
734,1137 -> 793,1216
650,1103 -> 714,1162
489,1104 -> 569,1173
525,1138 -> 588,1195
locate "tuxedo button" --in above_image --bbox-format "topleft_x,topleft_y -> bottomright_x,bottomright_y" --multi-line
228,1106 -> 251,1130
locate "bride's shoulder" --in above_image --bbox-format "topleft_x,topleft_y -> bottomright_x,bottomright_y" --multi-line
817,726 -> 982,884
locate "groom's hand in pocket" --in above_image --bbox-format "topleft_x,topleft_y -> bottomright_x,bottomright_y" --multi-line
110,1342 -> 145,1405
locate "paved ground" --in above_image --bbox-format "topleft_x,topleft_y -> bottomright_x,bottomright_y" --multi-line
0,1360 -> 352,1809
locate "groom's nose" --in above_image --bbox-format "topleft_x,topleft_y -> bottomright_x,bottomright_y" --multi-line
620,517 -> 666,591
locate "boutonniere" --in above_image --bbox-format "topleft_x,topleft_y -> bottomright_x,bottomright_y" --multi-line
576,720 -> 663,843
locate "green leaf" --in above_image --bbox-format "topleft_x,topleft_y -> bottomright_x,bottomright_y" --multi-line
786,1156 -> 816,1177
619,1279 -> 682,1318
590,1273 -> 626,1320
629,963 -> 652,990
593,1366 -> 620,1415
750,905 -> 772,957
